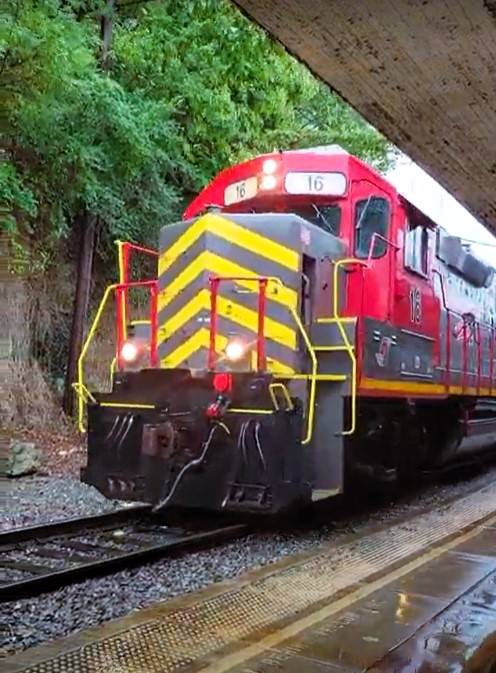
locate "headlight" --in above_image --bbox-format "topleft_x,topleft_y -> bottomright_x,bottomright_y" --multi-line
120,340 -> 139,364
262,158 -> 278,175
260,174 -> 277,190
225,339 -> 247,362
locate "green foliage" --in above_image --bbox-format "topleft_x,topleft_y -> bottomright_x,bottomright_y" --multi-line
1,0 -> 391,268
113,0 -> 390,191
1,0 -> 183,262
0,163 -> 37,232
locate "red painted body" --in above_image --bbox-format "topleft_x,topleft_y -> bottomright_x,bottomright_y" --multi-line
184,147 -> 496,400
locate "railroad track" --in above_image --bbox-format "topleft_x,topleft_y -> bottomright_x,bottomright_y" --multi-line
0,506 -> 248,602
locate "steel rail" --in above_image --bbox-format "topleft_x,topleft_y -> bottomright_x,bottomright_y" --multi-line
0,505 -> 151,546
0,508 -> 248,602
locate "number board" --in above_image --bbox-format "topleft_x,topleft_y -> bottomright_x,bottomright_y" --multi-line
284,171 -> 347,196
224,177 -> 258,206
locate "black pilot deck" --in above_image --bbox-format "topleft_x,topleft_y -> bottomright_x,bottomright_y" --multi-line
4,484 -> 496,673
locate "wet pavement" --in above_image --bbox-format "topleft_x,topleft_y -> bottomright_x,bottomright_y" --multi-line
230,526 -> 496,673
4,488 -> 496,673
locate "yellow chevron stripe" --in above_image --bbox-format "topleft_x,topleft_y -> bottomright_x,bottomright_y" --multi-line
265,358 -> 295,376
161,328 -> 226,369
216,295 -> 296,350
158,251 -> 297,313
161,328 -> 294,374
158,289 -> 210,341
159,217 -> 208,275
158,213 -> 299,276
158,289 -> 296,351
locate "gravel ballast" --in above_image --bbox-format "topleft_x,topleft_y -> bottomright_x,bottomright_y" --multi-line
2,464 -> 496,657
1,477 -> 122,532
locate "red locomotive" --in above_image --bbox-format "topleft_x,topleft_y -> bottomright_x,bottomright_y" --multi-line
79,146 -> 496,512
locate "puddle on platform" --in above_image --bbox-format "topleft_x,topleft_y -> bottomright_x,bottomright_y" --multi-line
370,570 -> 496,672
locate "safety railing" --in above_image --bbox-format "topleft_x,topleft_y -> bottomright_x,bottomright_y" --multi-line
115,240 -> 158,343
72,241 -> 159,432
490,324 -> 495,397
429,269 -> 496,395
208,275 -> 318,445
116,280 -> 158,369
73,279 -> 158,433
432,269 -> 450,388
332,258 -> 367,435
208,276 -> 268,371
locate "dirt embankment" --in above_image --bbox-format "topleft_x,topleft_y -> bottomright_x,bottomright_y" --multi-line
3,237 -> 154,476
2,261 -> 116,476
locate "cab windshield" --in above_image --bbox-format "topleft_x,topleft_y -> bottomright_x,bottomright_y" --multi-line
244,203 -> 341,236
291,205 -> 341,236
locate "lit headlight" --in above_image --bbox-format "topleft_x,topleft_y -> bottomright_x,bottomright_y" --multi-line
260,174 -> 277,190
262,158 -> 278,175
225,339 -> 247,362
121,340 -> 139,364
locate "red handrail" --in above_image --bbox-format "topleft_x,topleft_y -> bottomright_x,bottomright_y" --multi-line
208,277 -> 220,370
115,279 -> 158,369
208,275 -> 268,371
432,270 -> 450,389
149,282 -> 158,368
462,319 -> 468,393
490,326 -> 495,396
476,322 -> 481,395
257,279 -> 268,371
120,242 -> 157,282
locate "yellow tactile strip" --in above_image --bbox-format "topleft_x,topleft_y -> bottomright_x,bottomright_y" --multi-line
6,484 -> 496,673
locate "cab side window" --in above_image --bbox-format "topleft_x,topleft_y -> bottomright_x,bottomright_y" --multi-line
354,197 -> 389,258
404,218 -> 429,276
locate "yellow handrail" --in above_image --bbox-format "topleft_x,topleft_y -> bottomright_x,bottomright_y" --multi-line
332,258 -> 367,435
269,382 -> 294,411
109,356 -> 117,389
76,283 -> 118,433
72,382 -> 97,405
266,277 -> 317,445
75,265 -> 358,442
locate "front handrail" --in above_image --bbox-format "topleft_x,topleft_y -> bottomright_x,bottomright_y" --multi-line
265,277 -> 318,445
76,284 -> 117,432
333,258 -> 368,436
115,280 -> 158,369
207,274 -> 317,444
115,240 -> 158,341
208,276 -> 268,371
75,281 -> 158,433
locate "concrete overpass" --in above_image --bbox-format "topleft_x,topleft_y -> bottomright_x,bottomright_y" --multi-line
234,0 -> 496,232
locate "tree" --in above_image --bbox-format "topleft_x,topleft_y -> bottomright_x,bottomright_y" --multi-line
2,0 -> 391,260
1,0 -> 184,263
0,0 -> 391,408
112,0 -> 391,200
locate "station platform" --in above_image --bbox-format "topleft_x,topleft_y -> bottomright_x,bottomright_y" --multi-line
5,483 -> 496,673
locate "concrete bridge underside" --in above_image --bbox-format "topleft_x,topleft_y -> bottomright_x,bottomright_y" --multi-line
234,0 -> 496,232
